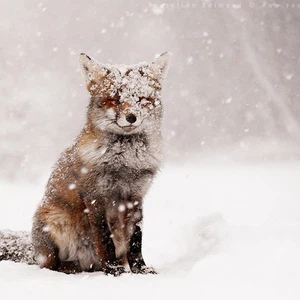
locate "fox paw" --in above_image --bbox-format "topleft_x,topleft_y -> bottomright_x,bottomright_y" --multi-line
104,265 -> 126,277
131,266 -> 157,275
57,261 -> 82,274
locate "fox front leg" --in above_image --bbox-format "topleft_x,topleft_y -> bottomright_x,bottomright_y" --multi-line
85,203 -> 125,276
127,222 -> 157,274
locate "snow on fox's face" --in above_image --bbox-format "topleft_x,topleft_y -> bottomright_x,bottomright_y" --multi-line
80,52 -> 170,135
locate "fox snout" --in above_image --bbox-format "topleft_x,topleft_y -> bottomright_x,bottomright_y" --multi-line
115,110 -> 142,130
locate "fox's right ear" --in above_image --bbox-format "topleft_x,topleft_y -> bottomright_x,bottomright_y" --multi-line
149,52 -> 171,83
79,53 -> 108,95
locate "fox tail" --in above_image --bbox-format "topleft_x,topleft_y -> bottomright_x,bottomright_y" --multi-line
0,230 -> 35,264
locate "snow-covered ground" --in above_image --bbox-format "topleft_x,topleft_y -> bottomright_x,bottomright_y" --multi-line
1,162 -> 300,299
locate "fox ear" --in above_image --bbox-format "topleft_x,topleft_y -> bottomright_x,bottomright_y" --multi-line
149,52 -> 171,82
79,53 -> 108,94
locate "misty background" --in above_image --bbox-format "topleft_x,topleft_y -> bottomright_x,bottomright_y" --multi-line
1,0 -> 300,181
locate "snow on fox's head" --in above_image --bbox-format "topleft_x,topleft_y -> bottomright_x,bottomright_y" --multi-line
80,52 -> 170,135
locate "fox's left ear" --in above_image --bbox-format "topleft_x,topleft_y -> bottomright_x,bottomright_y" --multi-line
149,52 -> 171,82
79,53 -> 108,95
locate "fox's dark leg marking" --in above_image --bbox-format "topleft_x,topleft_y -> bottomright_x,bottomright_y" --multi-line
128,225 -> 145,272
57,261 -> 82,274
128,225 -> 156,274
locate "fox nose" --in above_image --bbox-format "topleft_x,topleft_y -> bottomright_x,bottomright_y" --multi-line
126,114 -> 137,124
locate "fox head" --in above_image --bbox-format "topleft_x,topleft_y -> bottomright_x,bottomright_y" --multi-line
80,52 -> 170,135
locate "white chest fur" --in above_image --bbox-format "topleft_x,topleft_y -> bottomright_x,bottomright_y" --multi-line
80,133 -> 162,171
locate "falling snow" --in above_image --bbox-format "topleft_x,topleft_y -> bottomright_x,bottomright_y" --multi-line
118,204 -> 126,212
149,3 -> 165,16
68,183 -> 76,190
1,2 -> 300,299
80,167 -> 88,174
285,73 -> 293,80
186,56 -> 193,65
42,226 -> 51,232
126,202 -> 133,209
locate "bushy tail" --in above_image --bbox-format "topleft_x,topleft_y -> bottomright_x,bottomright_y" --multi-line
0,230 -> 36,265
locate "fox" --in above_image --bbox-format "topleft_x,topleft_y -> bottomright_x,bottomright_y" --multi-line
0,52 -> 170,275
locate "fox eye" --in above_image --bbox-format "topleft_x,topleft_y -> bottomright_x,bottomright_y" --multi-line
97,97 -> 107,107
107,95 -> 120,103
109,99 -> 119,103
98,96 -> 106,102
97,96 -> 119,107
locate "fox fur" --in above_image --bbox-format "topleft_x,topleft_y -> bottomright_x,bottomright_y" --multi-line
0,52 -> 170,275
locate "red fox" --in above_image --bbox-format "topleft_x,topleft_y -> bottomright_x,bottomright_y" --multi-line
0,52 -> 170,275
